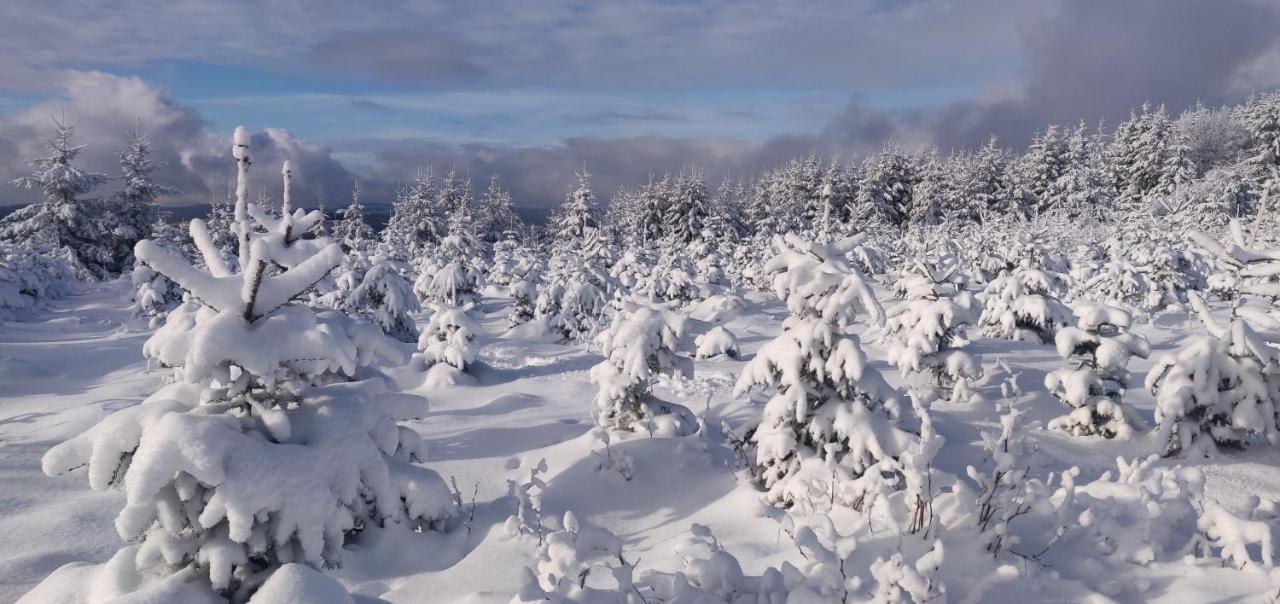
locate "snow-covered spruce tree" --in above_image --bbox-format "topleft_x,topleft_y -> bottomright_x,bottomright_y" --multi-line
1045,303 -> 1150,438
346,256 -> 420,343
2,116 -> 113,278
414,304 -> 480,387
535,175 -> 614,341
381,168 -> 442,262
414,201 -> 485,311
978,236 -> 1072,343
331,180 -> 376,253
111,125 -> 179,271
638,237 -> 700,304
882,257 -> 981,402
1146,220 -> 1280,456
734,233 -> 917,509
590,299 -> 697,436
37,127 -> 456,602
478,174 -> 522,242
854,147 -> 914,226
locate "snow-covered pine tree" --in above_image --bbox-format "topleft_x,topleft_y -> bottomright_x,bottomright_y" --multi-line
1245,92 -> 1280,206
478,174 -> 522,242
535,173 -> 614,340
414,304 -> 480,387
1146,220 -> 1280,456
346,256 -> 419,343
331,181 -> 376,252
1018,125 -> 1067,215
734,233 -> 917,509
883,256 -> 981,402
381,168 -> 441,261
0,240 -> 78,321
39,127 -> 455,601
978,234 -> 1072,343
1046,303 -> 1150,438
554,169 -> 598,242
908,150 -> 951,226
535,228 -> 613,341
131,226 -> 186,327
2,116 -> 113,278
664,172 -> 710,245
414,200 -> 484,311
855,148 -> 914,226
965,137 -> 1012,219
204,192 -> 239,267
111,125 -> 178,272
590,299 -> 697,436
1049,122 -> 1112,221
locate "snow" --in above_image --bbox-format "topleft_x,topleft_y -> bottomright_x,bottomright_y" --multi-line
4,270 -> 1280,603
6,125 -> 1280,602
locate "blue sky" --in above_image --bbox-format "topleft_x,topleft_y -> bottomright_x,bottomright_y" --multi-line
0,0 -> 1277,208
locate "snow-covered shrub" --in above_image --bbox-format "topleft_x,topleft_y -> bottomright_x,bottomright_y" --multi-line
734,233 -> 917,509
131,262 -> 182,327
0,240 -> 77,321
512,511 -> 635,602
882,258 -> 981,401
514,517 -> 791,603
694,325 -> 739,359
504,459 -> 548,541
414,304 -> 480,387
590,430 -> 635,481
637,524 -> 789,602
978,260 -> 1072,343
1046,303 -> 1150,438
346,256 -> 419,343
37,128 -> 456,601
590,299 -> 696,436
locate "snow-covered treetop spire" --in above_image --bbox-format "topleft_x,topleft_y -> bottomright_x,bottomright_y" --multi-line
232,126 -> 252,270
281,159 -> 294,215
135,129 -> 340,324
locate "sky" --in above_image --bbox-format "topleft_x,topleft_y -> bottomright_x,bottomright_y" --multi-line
1,0 -> 1278,209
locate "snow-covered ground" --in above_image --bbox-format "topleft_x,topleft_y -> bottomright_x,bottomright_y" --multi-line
4,276 -> 1280,603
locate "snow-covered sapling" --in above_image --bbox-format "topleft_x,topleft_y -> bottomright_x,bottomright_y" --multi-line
590,299 -> 697,436
694,324 -> 739,359
734,233 -> 916,509
1046,303 -> 1150,438
346,256 -> 419,343
883,258 -> 981,401
1147,220 -> 1280,456
979,264 -> 1072,343
414,304 -> 480,387
38,128 -> 456,601
512,511 -> 635,602
504,459 -> 548,541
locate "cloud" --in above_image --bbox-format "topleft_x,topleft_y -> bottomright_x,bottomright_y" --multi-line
349,99 -> 391,112
811,0 -> 1280,153
0,71 -> 364,210
307,29 -> 488,86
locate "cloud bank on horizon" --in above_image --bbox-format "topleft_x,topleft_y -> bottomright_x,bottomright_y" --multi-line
1,0 -> 1278,209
